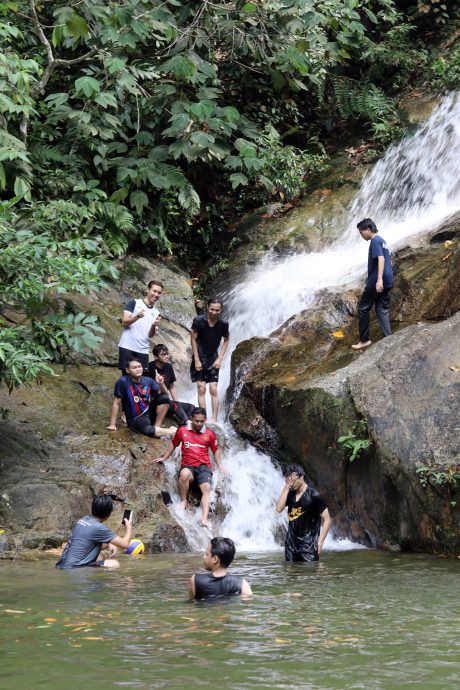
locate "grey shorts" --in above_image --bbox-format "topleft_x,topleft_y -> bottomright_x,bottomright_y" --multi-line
180,465 -> 212,486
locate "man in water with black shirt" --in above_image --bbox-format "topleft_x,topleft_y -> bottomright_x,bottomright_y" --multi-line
276,464 -> 332,562
190,537 -> 252,599
190,298 -> 229,422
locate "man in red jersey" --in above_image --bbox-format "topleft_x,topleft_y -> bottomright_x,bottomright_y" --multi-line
153,407 -> 224,527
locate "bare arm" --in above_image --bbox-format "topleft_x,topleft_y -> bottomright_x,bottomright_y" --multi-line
376,256 -> 385,292
110,512 -> 133,550
241,578 -> 253,596
107,397 -> 121,431
276,475 -> 295,512
189,574 -> 196,598
213,447 -> 224,472
153,441 -> 176,463
148,315 -> 161,338
317,508 -> 332,555
191,330 -> 202,370
213,335 -> 229,369
121,309 -> 143,327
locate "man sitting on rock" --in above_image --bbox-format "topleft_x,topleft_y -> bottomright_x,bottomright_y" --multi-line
56,494 -> 133,569
190,537 -> 252,599
148,344 -> 195,425
107,357 -> 176,437
153,407 -> 224,527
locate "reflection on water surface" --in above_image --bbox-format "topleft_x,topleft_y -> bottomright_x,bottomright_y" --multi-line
1,550 -> 459,690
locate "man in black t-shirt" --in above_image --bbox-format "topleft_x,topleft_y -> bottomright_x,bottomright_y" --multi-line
276,464 -> 332,562
190,298 -> 229,422
148,344 -> 194,425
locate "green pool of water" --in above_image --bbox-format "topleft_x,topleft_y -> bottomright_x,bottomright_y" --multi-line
1,550 -> 459,689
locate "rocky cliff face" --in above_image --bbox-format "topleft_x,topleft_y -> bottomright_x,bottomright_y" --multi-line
230,218 -> 460,554
0,256 -> 194,559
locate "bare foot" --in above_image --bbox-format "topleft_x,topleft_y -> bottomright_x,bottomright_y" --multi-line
178,500 -> 187,511
351,340 -> 372,350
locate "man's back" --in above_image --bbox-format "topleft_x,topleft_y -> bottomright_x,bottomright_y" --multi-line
56,515 -> 116,569
194,572 -> 243,599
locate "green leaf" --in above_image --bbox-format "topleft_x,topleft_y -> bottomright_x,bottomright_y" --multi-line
75,77 -> 101,98
229,172 -> 248,189
129,190 -> 149,215
95,92 -> 117,109
65,14 -> 89,40
241,3 -> 257,13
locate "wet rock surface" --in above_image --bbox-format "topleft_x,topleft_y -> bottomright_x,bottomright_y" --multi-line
230,220 -> 460,554
0,256 -> 194,559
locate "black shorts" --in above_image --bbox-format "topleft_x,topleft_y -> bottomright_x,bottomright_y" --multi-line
118,347 -> 149,373
131,411 -> 157,437
190,361 -> 219,384
180,465 -> 212,486
285,546 -> 319,562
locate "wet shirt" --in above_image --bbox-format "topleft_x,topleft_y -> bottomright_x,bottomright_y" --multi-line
148,361 -> 176,390
285,486 -> 327,561
191,316 -> 229,367
118,298 -> 160,353
172,424 -> 218,469
366,235 -> 393,289
56,515 -> 116,569
194,572 -> 243,599
114,375 -> 160,427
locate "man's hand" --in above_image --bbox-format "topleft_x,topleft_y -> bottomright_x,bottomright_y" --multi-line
152,456 -> 165,463
107,424 -> 117,432
153,315 -> 162,327
155,373 -> 165,384
218,466 -> 229,476
376,279 -> 384,293
212,357 -> 222,369
194,358 -> 203,371
137,309 -> 145,319
285,473 -> 297,488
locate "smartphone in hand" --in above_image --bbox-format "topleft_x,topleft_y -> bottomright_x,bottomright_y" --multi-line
122,509 -> 132,525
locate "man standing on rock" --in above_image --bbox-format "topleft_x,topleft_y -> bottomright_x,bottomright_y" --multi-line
190,298 -> 229,423
352,218 -> 393,350
118,280 -> 163,373
107,357 -> 176,438
153,407 -> 224,527
276,464 -> 331,562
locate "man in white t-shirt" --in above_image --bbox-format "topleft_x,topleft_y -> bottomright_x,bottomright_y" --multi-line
118,280 -> 163,374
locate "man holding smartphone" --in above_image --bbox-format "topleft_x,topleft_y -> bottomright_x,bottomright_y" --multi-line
56,495 -> 133,569
118,280 -> 163,374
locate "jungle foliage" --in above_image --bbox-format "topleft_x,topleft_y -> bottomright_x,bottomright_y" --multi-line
1,0 -> 460,387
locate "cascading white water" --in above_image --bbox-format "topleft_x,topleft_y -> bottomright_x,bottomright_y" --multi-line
167,93 -> 460,552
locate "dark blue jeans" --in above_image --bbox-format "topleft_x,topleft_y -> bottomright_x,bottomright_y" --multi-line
358,288 -> 392,342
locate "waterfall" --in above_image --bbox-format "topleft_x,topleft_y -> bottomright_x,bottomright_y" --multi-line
166,93 -> 460,552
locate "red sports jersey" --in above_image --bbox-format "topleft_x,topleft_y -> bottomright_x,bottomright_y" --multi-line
172,426 -> 219,468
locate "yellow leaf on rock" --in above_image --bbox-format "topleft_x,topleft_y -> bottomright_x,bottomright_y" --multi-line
272,362 -> 278,368
331,330 -> 345,339
450,364 -> 460,372
444,240 -> 453,248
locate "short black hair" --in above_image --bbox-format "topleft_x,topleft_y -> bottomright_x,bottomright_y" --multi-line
283,464 -> 306,480
191,407 -> 207,418
357,218 -> 378,233
91,494 -> 113,520
147,279 -> 164,289
125,357 -> 143,369
207,297 -> 223,308
210,537 -> 236,568
152,344 -> 169,357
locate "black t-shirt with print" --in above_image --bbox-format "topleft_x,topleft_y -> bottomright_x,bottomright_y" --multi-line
285,486 -> 327,561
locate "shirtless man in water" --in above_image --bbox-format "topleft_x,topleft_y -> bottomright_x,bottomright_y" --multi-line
153,407 -> 224,527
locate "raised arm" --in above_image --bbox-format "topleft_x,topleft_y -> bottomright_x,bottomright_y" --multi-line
148,314 -> 161,338
317,508 -> 332,555
110,511 -> 133,550
122,309 -> 143,327
276,475 -> 295,512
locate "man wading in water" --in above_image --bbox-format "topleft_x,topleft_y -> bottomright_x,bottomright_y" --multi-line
276,464 -> 332,562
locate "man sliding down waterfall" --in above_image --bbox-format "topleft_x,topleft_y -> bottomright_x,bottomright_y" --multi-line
153,407 -> 226,528
352,217 -> 393,350
276,465 -> 331,562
